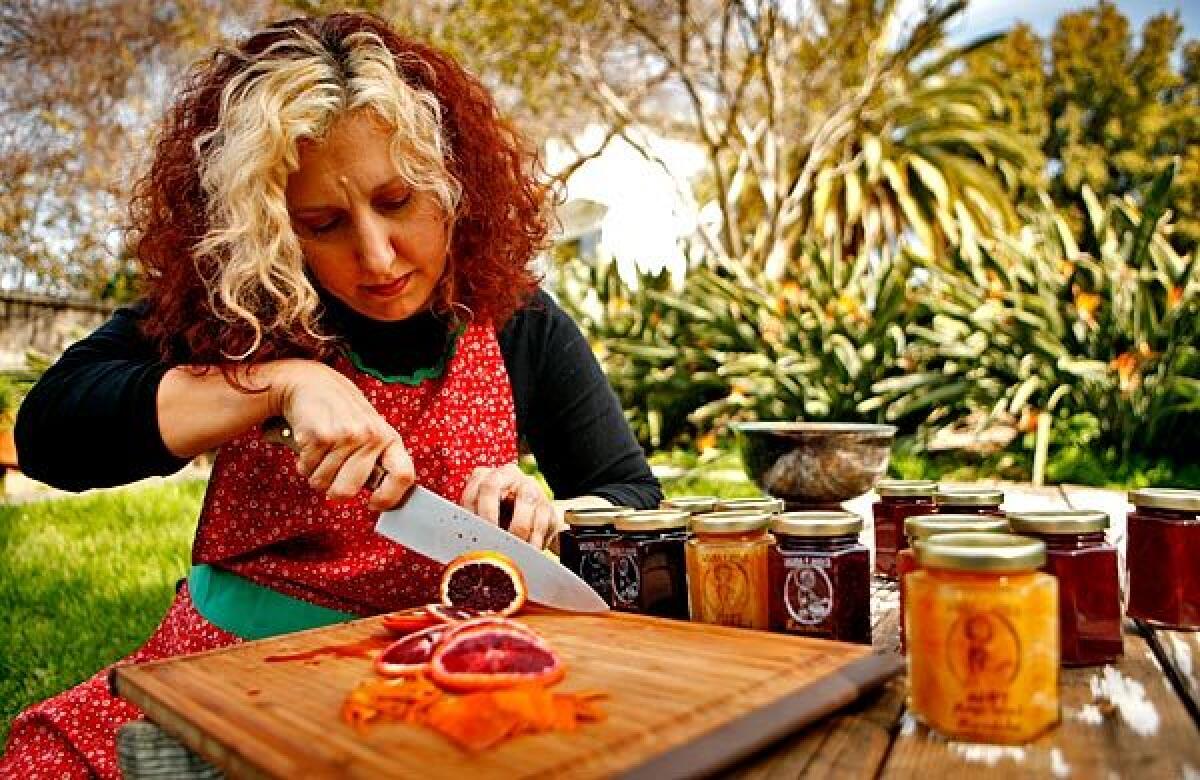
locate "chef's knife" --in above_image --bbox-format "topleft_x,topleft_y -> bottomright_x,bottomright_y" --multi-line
262,417 -> 609,613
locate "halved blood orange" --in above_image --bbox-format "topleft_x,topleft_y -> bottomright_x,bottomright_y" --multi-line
381,606 -> 440,636
375,624 -> 449,678
439,551 -> 527,617
429,621 -> 565,692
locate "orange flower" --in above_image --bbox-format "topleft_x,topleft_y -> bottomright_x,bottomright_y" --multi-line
1074,290 -> 1102,325
1017,408 -> 1041,434
774,281 -> 803,314
826,293 -> 865,322
1109,345 -> 1157,396
1167,285 -> 1183,309
696,430 -> 717,452
985,270 -> 1007,301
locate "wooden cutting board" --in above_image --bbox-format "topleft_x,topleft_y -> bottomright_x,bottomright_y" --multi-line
114,611 -> 900,779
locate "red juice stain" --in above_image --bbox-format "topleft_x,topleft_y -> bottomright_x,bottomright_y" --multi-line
264,633 -> 392,663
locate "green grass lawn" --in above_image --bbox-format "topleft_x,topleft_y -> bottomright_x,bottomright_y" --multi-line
0,480 -> 204,746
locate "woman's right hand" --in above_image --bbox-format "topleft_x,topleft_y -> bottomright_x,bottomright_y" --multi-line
266,359 -> 415,511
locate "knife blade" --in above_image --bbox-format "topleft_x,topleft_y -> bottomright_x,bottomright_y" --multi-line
377,486 -> 608,613
261,417 -> 608,613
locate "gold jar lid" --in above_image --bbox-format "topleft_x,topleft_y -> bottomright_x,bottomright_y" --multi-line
1129,487 -> 1200,512
904,514 -> 1009,540
614,509 -> 690,532
1007,510 -> 1109,534
660,496 -> 719,513
934,487 -> 1004,506
715,497 -> 785,513
770,511 -> 863,537
876,479 -> 938,498
690,511 -> 773,534
564,506 -> 634,527
915,532 -> 1046,571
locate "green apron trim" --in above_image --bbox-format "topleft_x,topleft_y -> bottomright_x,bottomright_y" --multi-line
188,564 -> 356,641
345,322 -> 466,386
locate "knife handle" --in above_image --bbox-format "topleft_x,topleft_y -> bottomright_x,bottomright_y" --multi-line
262,416 -> 388,491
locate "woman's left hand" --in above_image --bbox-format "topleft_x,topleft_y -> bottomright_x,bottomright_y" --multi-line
460,464 -> 561,550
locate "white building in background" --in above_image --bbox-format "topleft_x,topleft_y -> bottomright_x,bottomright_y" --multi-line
543,124 -> 707,289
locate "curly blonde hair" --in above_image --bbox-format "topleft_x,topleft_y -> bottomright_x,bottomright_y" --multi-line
133,13 -> 546,366
191,28 -> 460,359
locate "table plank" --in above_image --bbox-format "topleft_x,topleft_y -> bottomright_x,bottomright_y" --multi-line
1141,626 -> 1200,725
879,620 -> 1200,778
725,579 -> 904,779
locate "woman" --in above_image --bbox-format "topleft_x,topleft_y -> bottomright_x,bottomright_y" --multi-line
2,11 -> 659,778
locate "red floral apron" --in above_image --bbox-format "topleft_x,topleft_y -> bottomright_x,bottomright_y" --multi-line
0,322 -> 518,779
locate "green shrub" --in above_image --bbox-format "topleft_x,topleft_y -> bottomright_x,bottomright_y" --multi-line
882,161 -> 1200,458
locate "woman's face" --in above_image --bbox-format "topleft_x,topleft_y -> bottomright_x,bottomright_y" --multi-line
286,111 -> 451,322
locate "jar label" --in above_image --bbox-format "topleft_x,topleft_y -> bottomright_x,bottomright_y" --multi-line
783,557 -> 834,630
947,610 -> 1021,686
612,552 -> 641,607
692,549 -> 767,629
576,541 -> 611,598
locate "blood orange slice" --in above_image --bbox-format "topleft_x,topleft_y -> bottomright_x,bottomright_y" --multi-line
375,624 -> 449,678
429,622 -> 565,692
442,615 -> 540,642
439,551 -> 527,617
427,604 -> 484,623
381,606 -> 440,635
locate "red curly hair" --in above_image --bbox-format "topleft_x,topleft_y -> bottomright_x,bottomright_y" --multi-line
131,11 -> 548,365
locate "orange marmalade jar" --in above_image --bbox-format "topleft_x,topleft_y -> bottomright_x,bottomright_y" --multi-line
897,514 -> 1008,651
907,533 -> 1059,744
685,511 -> 772,629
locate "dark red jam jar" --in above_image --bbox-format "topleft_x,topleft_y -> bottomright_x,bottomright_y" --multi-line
609,510 -> 690,619
660,496 -> 719,514
934,487 -> 1005,517
767,512 -> 870,644
872,480 -> 937,577
1127,488 -> 1200,630
898,514 -> 1008,651
1008,510 -> 1123,665
558,507 -> 632,606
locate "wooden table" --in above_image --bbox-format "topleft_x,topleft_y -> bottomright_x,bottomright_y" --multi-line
119,483 -> 1200,779
730,483 -> 1200,778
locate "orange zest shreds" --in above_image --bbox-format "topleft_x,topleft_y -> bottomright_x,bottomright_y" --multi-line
426,693 -> 522,752
339,673 -> 608,751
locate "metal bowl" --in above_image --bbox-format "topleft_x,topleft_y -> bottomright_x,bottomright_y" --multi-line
731,422 -> 897,506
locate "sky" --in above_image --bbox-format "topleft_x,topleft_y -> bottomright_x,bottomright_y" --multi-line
942,0 -> 1198,41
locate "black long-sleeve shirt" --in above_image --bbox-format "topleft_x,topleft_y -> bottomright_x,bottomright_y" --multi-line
15,288 -> 661,509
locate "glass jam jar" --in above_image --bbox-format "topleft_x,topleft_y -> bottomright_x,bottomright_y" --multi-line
558,507 -> 632,606
872,480 -> 937,577
609,510 -> 690,619
715,497 -> 785,514
660,496 -> 719,514
934,487 -> 1005,517
897,514 -> 1009,651
907,533 -> 1059,744
686,512 -> 772,629
1127,488 -> 1200,630
1007,510 -> 1122,665
767,512 -> 870,644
